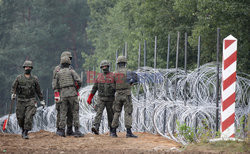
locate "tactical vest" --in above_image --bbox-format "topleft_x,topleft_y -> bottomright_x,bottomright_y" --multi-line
17,75 -> 37,98
115,68 -> 131,90
97,72 -> 115,97
57,68 -> 75,88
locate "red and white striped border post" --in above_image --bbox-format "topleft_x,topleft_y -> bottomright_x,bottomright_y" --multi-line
221,35 -> 237,139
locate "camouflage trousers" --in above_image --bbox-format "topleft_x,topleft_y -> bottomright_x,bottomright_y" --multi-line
16,98 -> 37,131
58,96 -> 79,129
111,93 -> 133,129
56,101 -> 73,129
93,98 -> 114,128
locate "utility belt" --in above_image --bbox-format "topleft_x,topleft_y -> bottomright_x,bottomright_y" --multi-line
115,89 -> 131,96
18,95 -> 35,99
59,85 -> 75,89
98,94 -> 115,98
98,96 -> 115,102
116,88 -> 129,91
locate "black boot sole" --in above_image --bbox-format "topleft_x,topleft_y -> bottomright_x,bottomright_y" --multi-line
111,134 -> 118,138
126,135 -> 138,138
22,135 -> 29,139
91,127 -> 99,135
74,134 -> 84,138
66,133 -> 75,136
56,132 -> 66,137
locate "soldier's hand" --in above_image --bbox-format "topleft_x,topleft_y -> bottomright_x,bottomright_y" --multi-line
11,94 -> 16,100
54,92 -> 60,103
87,93 -> 94,105
77,92 -> 81,102
87,99 -> 92,105
40,100 -> 46,108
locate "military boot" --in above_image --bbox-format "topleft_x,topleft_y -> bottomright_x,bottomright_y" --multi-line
21,129 -> 25,138
22,130 -> 29,139
109,127 -> 112,136
56,128 -> 66,137
126,128 -> 137,138
110,127 -> 118,138
91,124 -> 99,135
74,127 -> 84,137
66,126 -> 75,136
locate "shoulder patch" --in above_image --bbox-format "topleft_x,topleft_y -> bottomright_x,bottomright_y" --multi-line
17,74 -> 23,80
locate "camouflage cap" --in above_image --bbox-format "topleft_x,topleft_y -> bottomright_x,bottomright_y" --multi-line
23,60 -> 33,68
61,51 -> 72,59
100,60 -> 110,68
116,56 -> 127,64
60,56 -> 71,65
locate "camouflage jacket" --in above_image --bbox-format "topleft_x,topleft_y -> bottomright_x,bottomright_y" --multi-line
114,67 -> 138,96
91,72 -> 115,101
55,67 -> 81,98
52,64 -> 73,92
11,74 -> 43,100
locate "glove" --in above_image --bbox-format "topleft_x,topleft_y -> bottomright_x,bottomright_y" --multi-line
75,82 -> 80,90
11,94 -> 16,100
40,100 -> 46,108
40,100 -> 45,108
77,91 -> 80,102
54,92 -> 60,103
87,93 -> 94,105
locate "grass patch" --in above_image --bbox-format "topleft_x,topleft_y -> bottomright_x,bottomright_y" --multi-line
184,139 -> 250,153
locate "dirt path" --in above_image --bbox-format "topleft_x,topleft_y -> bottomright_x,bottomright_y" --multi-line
0,130 -> 181,153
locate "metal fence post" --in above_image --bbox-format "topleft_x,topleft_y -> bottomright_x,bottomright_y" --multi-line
195,35 -> 201,133
125,42 -> 127,59
163,34 -> 171,134
144,40 -> 147,67
143,40 -> 147,132
115,50 -> 118,71
167,34 -> 170,69
154,36 -> 157,99
216,28 -> 220,132
46,88 -> 49,106
173,32 -> 180,135
184,32 -> 188,106
174,32 -> 180,101
137,42 -> 141,131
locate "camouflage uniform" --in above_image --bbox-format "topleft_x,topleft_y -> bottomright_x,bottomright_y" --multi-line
89,60 -> 115,135
11,60 -> 44,139
111,56 -> 138,138
52,51 -> 73,134
54,56 -> 83,137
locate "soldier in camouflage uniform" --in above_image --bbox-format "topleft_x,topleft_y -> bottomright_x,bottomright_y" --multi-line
11,60 -> 45,139
110,56 -> 138,138
87,60 -> 115,135
52,51 -> 75,136
54,56 -> 83,137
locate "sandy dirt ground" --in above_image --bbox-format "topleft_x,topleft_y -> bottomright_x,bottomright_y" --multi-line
1,130 -> 248,154
0,130 -> 182,154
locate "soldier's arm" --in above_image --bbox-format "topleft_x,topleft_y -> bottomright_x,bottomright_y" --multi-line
132,71 -> 139,84
11,76 -> 19,94
52,66 -> 59,91
71,70 -> 82,88
90,73 -> 103,95
90,81 -> 98,95
34,76 -> 44,101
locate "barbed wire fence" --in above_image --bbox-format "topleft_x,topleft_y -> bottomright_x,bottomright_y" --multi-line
0,29 -> 249,145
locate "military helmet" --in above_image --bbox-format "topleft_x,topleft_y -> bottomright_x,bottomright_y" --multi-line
61,51 -> 72,59
100,60 -> 110,68
23,60 -> 33,68
60,56 -> 71,65
116,56 -> 127,64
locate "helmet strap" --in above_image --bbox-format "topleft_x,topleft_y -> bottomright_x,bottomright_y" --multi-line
61,63 -> 70,68
118,63 -> 126,68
